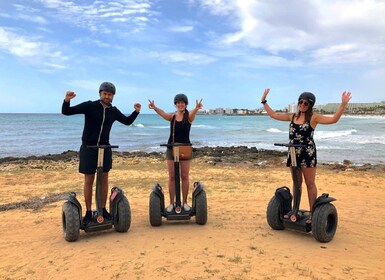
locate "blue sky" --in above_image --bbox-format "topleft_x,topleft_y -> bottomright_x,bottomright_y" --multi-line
1,0 -> 384,113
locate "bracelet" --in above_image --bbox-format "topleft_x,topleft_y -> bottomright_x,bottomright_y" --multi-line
261,100 -> 267,104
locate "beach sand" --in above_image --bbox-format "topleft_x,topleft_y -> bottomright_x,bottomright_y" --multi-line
0,150 -> 384,280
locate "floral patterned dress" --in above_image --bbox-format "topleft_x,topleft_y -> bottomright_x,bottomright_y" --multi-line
286,115 -> 317,168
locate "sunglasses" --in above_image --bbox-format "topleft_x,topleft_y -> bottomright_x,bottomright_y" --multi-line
298,100 -> 309,106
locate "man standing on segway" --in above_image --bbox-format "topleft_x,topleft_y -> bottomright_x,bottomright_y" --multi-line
62,82 -> 141,225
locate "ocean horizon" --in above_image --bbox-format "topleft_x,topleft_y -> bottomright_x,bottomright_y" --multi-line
1,113 -> 384,165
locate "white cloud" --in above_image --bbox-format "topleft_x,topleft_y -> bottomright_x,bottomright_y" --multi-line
149,50 -> 216,65
172,69 -> 194,77
197,0 -> 385,65
0,27 -> 67,69
37,0 -> 153,33
168,25 -> 194,33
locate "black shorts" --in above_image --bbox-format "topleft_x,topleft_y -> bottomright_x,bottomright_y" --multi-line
79,144 -> 112,174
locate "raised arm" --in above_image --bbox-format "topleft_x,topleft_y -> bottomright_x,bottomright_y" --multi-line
261,88 -> 291,121
189,99 -> 203,122
148,99 -> 173,121
313,91 -> 352,125
62,90 -> 88,115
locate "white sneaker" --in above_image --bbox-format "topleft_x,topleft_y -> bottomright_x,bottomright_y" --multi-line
166,204 -> 174,212
183,203 -> 191,211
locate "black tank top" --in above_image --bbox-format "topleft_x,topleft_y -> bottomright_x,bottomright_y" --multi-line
168,114 -> 191,145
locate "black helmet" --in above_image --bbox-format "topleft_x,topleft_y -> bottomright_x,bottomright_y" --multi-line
298,92 -> 316,105
99,82 -> 116,95
174,93 -> 188,105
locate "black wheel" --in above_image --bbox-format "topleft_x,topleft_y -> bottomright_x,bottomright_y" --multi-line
62,201 -> 80,242
312,203 -> 338,243
149,192 -> 162,226
266,196 -> 284,230
114,196 -> 131,232
195,190 -> 207,225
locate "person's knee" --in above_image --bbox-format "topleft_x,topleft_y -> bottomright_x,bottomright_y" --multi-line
181,173 -> 189,181
169,174 -> 175,181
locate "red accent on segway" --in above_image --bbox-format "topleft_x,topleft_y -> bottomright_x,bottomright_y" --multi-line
110,190 -> 118,202
97,215 -> 104,223
175,206 -> 182,214
290,214 -> 297,222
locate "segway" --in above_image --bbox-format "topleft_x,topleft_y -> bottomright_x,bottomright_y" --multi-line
149,143 -> 207,226
266,143 -> 338,242
62,145 -> 131,242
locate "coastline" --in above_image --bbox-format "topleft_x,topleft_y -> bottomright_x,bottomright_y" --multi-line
1,146 -> 384,171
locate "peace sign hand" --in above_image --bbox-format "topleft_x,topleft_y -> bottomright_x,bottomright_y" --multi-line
195,98 -> 203,110
148,99 -> 156,110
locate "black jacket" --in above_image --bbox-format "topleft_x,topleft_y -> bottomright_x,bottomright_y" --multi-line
62,100 -> 139,145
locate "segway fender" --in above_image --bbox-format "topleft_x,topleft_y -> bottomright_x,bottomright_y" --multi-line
151,184 -> 165,211
274,187 -> 292,214
110,187 -> 126,218
312,193 -> 336,211
192,182 -> 204,198
62,192 -> 82,222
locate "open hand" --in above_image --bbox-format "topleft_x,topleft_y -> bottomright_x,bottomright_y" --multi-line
342,91 -> 352,105
261,88 -> 270,101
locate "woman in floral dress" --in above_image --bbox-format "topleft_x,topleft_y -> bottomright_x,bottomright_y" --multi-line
260,89 -> 351,221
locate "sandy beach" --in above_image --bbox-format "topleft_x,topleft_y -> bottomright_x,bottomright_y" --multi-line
0,148 -> 384,280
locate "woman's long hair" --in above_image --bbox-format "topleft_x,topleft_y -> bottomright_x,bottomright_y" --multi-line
183,109 -> 189,123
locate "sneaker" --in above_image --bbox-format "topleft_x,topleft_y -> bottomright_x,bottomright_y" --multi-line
102,208 -> 112,220
183,203 -> 191,211
166,204 -> 174,212
82,210 -> 93,225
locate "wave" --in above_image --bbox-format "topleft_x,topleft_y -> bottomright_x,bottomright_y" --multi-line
315,129 -> 357,139
266,128 -> 285,133
133,123 -> 144,127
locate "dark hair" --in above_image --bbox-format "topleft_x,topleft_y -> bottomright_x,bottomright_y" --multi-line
182,109 -> 189,123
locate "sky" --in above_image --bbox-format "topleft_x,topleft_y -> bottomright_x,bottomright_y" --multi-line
0,0 -> 384,113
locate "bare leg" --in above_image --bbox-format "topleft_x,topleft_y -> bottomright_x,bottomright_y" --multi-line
167,160 -> 175,205
180,160 -> 191,205
84,174 -> 95,211
301,167 -> 317,211
102,172 -> 109,208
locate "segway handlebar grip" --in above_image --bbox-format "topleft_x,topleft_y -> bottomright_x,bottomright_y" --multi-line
160,143 -> 192,148
86,145 -> 119,149
274,143 -> 306,148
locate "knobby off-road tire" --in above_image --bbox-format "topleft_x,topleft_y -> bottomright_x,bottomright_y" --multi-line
62,202 -> 80,242
149,192 -> 162,227
195,190 -> 207,225
114,196 -> 131,232
312,203 -> 338,243
266,196 -> 285,230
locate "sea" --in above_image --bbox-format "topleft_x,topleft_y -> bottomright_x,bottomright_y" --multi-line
1,113 -> 384,165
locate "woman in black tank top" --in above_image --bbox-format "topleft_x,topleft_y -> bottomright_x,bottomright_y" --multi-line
260,88 -> 351,222
148,94 -> 203,213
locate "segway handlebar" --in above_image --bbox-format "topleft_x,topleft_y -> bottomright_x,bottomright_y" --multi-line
86,145 -> 119,149
274,143 -> 306,148
160,143 -> 192,148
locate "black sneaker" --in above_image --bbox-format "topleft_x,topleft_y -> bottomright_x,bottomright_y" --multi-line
82,210 -> 93,226
102,208 -> 112,220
